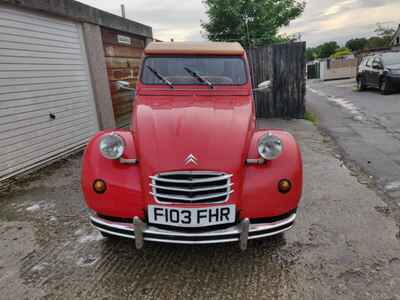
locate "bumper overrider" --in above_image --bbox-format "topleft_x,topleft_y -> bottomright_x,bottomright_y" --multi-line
90,210 -> 297,250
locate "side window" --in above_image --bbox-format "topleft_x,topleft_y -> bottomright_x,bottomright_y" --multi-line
365,57 -> 372,67
374,57 -> 382,65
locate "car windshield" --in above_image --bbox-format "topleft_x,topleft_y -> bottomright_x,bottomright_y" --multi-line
382,52 -> 400,65
141,56 -> 247,85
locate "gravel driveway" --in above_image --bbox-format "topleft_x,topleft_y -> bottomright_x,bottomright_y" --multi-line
1,119 -> 399,300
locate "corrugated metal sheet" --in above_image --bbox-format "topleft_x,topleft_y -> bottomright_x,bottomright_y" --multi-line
0,5 -> 99,180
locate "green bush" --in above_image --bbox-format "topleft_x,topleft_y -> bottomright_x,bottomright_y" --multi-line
330,47 -> 352,59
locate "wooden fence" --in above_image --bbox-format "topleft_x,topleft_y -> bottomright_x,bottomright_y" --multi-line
247,42 -> 306,119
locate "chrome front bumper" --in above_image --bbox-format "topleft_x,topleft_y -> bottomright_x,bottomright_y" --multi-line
90,212 -> 296,250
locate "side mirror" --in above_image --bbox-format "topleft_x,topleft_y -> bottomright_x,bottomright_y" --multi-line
116,80 -> 135,92
253,80 -> 272,93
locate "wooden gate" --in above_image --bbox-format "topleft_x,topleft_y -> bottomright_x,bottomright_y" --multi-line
307,62 -> 320,79
247,42 -> 306,119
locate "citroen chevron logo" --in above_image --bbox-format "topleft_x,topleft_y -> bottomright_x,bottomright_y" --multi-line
184,154 -> 198,166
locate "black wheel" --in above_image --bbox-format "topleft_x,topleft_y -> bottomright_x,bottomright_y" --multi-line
357,77 -> 366,91
380,78 -> 390,95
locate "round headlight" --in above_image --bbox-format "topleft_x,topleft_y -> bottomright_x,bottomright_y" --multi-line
99,133 -> 125,160
257,133 -> 283,160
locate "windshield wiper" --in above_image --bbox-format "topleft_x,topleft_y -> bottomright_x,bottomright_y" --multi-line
146,65 -> 174,89
184,67 -> 214,89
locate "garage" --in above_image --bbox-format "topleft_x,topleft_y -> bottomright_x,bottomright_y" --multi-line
0,5 -> 99,180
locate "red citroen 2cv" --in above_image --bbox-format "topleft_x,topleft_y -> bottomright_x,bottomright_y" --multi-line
81,42 -> 303,250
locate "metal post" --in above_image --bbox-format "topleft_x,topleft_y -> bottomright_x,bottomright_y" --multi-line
121,4 -> 126,18
245,17 -> 251,48
239,218 -> 250,251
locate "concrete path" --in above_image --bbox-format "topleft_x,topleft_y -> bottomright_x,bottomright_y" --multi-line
0,119 -> 399,299
307,79 -> 400,230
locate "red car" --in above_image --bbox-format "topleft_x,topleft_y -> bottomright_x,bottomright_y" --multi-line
81,42 -> 303,250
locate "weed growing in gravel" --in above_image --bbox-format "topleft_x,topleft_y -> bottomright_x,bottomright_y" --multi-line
304,111 -> 317,124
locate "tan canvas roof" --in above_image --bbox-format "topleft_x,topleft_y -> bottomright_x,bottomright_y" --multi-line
144,42 -> 245,55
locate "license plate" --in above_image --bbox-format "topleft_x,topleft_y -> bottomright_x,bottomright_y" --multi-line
148,205 -> 236,227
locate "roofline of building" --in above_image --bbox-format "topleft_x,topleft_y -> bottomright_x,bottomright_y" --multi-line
391,24 -> 400,45
0,0 -> 153,38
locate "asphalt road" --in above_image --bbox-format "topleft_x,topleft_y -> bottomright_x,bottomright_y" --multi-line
1,119 -> 399,299
307,79 -> 400,225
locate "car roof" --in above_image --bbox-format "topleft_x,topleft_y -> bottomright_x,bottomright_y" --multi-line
144,42 -> 245,56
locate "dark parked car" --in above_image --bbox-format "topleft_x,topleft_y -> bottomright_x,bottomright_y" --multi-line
357,52 -> 400,94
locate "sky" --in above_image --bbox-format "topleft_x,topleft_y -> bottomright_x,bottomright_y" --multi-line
77,0 -> 399,47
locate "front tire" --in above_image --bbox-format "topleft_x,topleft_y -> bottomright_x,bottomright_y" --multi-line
357,77 -> 366,91
380,78 -> 390,95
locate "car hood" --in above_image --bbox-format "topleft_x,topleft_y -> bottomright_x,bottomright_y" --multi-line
133,95 -> 254,176
387,63 -> 400,70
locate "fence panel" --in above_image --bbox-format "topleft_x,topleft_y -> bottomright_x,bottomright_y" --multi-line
247,42 -> 306,119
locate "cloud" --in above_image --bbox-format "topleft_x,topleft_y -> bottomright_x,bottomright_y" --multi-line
283,0 -> 400,46
323,0 -> 357,16
76,0 -> 399,47
321,0 -> 395,17
76,0 -> 206,41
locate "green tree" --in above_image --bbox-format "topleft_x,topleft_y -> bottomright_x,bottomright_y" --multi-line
365,24 -> 396,49
366,36 -> 387,49
375,23 -> 395,38
315,41 -> 339,58
345,38 -> 368,52
305,47 -> 316,61
201,0 -> 305,47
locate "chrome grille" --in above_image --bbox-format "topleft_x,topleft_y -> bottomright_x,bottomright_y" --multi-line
150,171 -> 233,204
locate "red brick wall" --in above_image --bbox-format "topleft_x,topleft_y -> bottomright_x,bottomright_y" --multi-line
102,28 -> 145,127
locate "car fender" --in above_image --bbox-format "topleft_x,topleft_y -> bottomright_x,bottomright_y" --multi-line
241,129 -> 303,218
81,130 -> 144,218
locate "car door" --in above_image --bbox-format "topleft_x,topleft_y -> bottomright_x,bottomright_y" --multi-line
358,56 -> 367,79
370,56 -> 383,87
363,56 -> 373,86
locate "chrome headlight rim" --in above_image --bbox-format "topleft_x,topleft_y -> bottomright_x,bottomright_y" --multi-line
257,133 -> 283,160
99,133 -> 125,160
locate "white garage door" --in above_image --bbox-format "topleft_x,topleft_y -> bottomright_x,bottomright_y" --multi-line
0,5 -> 99,181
